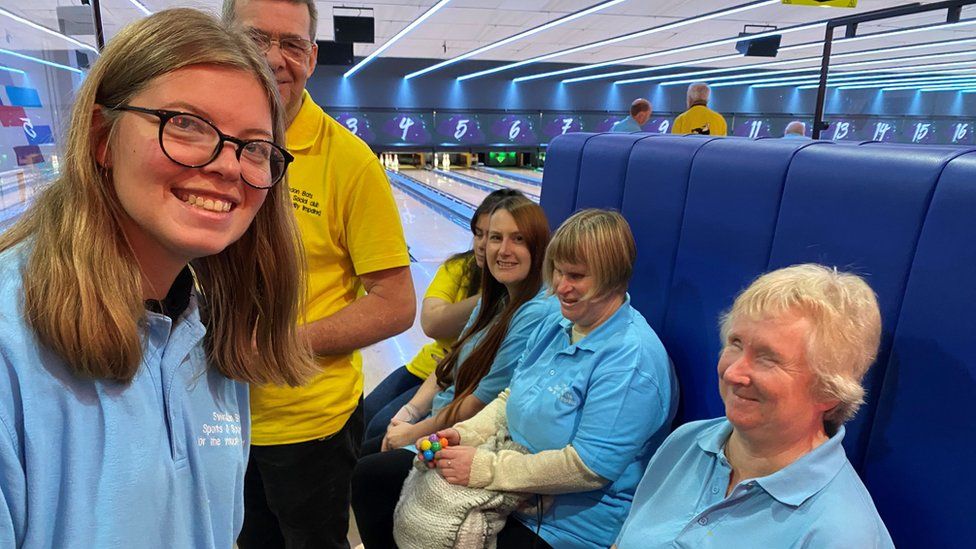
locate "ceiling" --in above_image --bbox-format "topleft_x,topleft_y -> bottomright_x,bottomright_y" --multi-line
3,0 -> 974,82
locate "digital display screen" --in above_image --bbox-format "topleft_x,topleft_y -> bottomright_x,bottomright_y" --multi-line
330,111 -> 376,143
858,119 -> 902,142
902,120 -> 939,145
434,113 -> 486,146
542,115 -> 584,139
481,114 -> 538,146
945,121 -> 975,145
376,112 -> 433,147
823,118 -> 860,141
584,114 -> 623,133
643,117 -> 673,134
733,118 -> 774,138
487,151 -> 517,166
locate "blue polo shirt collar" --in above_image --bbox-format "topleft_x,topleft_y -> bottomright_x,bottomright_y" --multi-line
696,419 -> 849,507
557,293 -> 632,352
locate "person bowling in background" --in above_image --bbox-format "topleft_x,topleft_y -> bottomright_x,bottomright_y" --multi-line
672,82 -> 728,136
611,98 -> 653,133
222,0 -> 416,547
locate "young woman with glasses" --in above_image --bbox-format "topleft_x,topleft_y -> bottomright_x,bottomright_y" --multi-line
0,9 -> 314,548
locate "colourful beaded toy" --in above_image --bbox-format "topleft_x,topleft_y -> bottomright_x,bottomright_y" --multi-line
417,433 -> 450,462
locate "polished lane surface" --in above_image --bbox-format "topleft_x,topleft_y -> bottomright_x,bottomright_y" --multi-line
400,166 -> 489,207
453,168 -> 540,199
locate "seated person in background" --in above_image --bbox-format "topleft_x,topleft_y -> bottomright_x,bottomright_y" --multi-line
783,120 -> 810,139
352,195 -> 558,548
610,98 -> 652,133
614,264 -> 894,549
431,209 -> 678,549
363,189 -> 520,445
0,9 -> 313,548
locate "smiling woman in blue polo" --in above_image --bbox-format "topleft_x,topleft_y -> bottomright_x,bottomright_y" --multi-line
614,265 -> 894,548
431,209 -> 679,548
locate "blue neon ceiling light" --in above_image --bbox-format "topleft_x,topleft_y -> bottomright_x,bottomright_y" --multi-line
345,0 -> 454,78
727,60 -> 976,89
0,7 -> 98,54
456,0 -> 781,82
834,75 -> 976,90
760,69 -> 973,90
0,65 -> 26,75
655,51 -> 976,88
581,29 -> 976,85
562,53 -> 747,84
0,48 -> 84,74
404,0 -> 630,80
747,65 -> 976,89
883,82 -> 976,91
621,41 -> 976,86
513,20 -> 822,83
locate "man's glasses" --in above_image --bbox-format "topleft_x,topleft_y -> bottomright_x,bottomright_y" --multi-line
107,105 -> 292,189
245,28 -> 314,62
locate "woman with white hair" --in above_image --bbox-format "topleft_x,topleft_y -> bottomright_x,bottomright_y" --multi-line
614,264 -> 894,548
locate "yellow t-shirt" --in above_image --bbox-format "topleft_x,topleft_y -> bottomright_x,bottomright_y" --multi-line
404,257 -> 474,380
250,91 -> 410,445
671,104 -> 728,136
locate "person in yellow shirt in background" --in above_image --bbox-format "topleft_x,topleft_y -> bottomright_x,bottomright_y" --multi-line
223,1 -> 415,547
671,82 -> 728,136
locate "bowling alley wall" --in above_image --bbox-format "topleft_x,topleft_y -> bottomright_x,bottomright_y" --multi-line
308,57 -> 976,145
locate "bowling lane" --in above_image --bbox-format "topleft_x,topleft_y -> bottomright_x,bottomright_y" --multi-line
362,186 -> 474,395
506,167 -> 543,181
402,167 -> 488,207
391,183 -> 472,263
477,166 -> 543,183
453,168 -> 540,199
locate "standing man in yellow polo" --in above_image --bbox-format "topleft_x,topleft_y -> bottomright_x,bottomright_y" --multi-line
223,1 -> 415,547
671,82 -> 728,136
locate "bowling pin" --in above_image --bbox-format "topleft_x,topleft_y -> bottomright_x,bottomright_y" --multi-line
433,152 -> 439,170
443,153 -> 450,171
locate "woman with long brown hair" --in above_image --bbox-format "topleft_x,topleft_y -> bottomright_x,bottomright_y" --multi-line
0,9 -> 313,548
351,195 -> 558,548
362,189 -> 520,450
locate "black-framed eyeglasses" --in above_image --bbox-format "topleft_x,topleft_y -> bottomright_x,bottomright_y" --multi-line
107,104 -> 292,189
245,28 -> 314,62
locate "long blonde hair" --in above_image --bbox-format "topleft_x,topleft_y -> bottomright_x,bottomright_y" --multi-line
0,8 -> 315,386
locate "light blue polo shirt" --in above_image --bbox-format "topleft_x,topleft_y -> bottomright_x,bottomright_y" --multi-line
610,117 -> 643,133
430,288 -> 558,415
0,246 -> 249,548
616,418 -> 894,548
506,295 -> 678,549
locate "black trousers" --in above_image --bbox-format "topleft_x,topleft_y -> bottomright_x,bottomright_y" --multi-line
497,518 -> 553,549
350,448 -> 552,549
351,448 -> 414,548
238,401 -> 364,549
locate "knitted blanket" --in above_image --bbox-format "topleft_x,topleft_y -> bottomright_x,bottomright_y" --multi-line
393,429 -> 529,549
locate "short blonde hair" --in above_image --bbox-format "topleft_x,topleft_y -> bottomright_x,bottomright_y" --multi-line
544,209 -> 636,299
720,264 -> 882,430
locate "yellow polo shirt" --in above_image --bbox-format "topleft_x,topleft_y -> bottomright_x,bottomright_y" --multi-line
250,91 -> 410,445
404,257 -> 473,380
671,104 -> 728,136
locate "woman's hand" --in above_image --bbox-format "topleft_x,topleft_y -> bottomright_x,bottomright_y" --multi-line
381,419 -> 418,451
435,428 -> 461,447
435,445 -> 478,485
